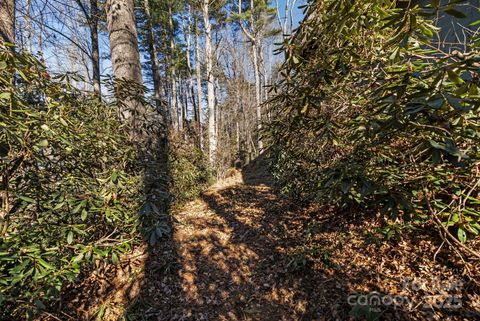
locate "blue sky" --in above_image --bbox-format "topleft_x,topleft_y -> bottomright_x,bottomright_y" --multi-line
37,0 -> 307,92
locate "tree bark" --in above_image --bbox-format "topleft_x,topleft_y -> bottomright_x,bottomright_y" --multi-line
179,75 -> 186,129
90,0 -> 101,96
171,70 -> 179,129
238,0 -> 263,153
202,0 -> 216,165
252,41 -> 263,152
184,78 -> 188,128
26,0 -> 32,51
0,0 -> 15,46
195,16 -> 204,149
168,3 -> 179,130
184,5 -> 193,130
143,0 -> 163,113
105,0 -> 144,125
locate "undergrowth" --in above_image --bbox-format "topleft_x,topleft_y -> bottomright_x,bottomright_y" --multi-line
266,0 -> 480,279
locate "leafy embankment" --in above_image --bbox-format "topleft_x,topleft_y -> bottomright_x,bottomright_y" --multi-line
0,49 -> 157,319
266,0 -> 480,279
0,47 -> 209,319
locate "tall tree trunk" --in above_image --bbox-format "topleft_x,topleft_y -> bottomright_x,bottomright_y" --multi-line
214,78 -> 219,141
105,0 -> 143,126
202,0 -> 216,165
143,0 -> 163,113
179,75 -> 185,130
190,83 -> 197,122
183,5 -> 193,130
194,16 -> 204,149
26,0 -> 32,51
260,41 -> 270,121
238,0 -> 263,153
90,0 -> 101,96
250,0 -> 263,153
171,71 -> 179,130
76,0 -> 101,95
168,4 -> 179,130
161,45 -> 172,124
252,41 -> 263,152
0,0 -> 15,46
0,0 -> 14,238
184,77 -> 189,127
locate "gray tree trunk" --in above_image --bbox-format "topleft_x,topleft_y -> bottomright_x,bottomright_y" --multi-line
105,0 -> 144,126
0,0 -> 15,46
252,41 -> 263,152
90,0 -> 101,96
143,0 -> 163,113
184,6 -> 193,130
169,5 -> 179,130
26,0 -> 32,50
195,17 -> 204,149
202,0 -> 217,165
238,0 -> 263,153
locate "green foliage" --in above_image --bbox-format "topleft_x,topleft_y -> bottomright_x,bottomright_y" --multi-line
266,0 -> 480,245
169,133 -> 214,206
363,222 -> 416,247
0,49 -> 156,318
229,0 -> 278,32
349,298 -> 382,321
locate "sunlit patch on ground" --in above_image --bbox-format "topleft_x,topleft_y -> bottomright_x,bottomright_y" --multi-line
57,159 -> 480,321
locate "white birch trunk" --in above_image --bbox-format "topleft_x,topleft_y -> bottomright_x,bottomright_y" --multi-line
202,0 -> 216,165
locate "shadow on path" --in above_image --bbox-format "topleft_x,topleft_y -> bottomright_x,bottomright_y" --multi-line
122,155 -> 475,321
122,155 -> 374,321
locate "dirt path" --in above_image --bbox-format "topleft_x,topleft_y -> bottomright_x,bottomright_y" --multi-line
77,160 -> 478,321
134,167 -> 325,320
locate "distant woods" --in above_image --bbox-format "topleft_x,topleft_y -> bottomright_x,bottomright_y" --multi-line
3,0 -> 301,170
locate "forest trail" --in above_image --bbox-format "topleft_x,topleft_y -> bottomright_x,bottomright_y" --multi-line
132,160 -> 318,320
64,158 -> 477,321
128,158 -> 343,321
120,158 -> 476,321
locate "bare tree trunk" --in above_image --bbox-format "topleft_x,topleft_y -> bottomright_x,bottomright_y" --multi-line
0,0 -> 14,238
171,74 -> 179,129
170,71 -> 180,130
252,41 -> 263,152
238,0 -> 263,153
202,0 -> 216,165
161,45 -> 172,124
195,16 -> 204,149
105,0 -> 143,125
169,4 -> 179,130
236,120 -> 240,153
184,5 -> 193,130
90,0 -> 101,96
0,0 -> 15,46
143,0 -> 162,113
184,79 -> 189,126
190,83 -> 197,122
179,75 -> 186,130
215,78 -> 219,141
75,0 -> 101,95
260,42 -> 270,121
26,0 -> 32,51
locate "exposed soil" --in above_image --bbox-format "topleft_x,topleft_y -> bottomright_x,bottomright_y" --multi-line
54,158 -> 480,321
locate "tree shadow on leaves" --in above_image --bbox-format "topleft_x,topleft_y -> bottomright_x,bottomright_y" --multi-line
122,153 -> 474,321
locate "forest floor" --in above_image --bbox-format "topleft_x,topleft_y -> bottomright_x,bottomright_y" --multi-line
59,157 -> 480,321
